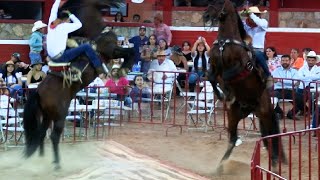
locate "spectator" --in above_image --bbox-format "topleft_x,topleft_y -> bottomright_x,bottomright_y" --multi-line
1,61 -> 22,97
295,51 -> 320,118
140,34 -> 158,74
188,37 -> 210,91
88,72 -> 108,93
290,48 -> 304,70
132,14 -> 140,22
113,12 -> 125,22
302,47 -> 312,66
29,20 -> 47,70
130,75 -> 151,102
0,78 -> 9,96
11,52 -> 21,64
158,38 -> 171,59
148,50 -> 177,93
272,55 -> 303,119
0,8 -> 12,19
153,13 -> 172,46
181,41 -> 192,62
105,64 -> 131,106
242,6 -> 272,88
129,26 -> 149,64
26,59 -> 46,88
0,52 -> 21,74
264,46 -> 280,72
170,45 -> 188,95
15,61 -> 31,77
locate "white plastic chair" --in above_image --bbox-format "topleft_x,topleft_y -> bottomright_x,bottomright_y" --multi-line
187,82 -> 217,132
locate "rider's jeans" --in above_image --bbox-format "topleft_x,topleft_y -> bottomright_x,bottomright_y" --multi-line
255,50 -> 271,76
51,44 -> 102,68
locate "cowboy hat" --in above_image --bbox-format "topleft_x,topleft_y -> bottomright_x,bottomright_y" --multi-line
31,58 -> 44,67
306,51 -> 320,61
5,60 -> 14,66
32,20 -> 47,32
131,0 -> 144,3
156,50 -> 166,56
111,64 -> 121,70
248,6 -> 267,14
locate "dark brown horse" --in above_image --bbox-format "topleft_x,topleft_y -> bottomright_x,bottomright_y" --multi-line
23,0 -> 134,169
203,0 -> 286,170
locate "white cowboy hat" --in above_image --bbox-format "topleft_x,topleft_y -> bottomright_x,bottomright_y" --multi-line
306,51 -> 320,61
248,6 -> 267,14
131,0 -> 144,3
32,20 -> 47,32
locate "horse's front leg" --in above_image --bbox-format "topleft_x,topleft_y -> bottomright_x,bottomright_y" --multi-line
50,119 -> 64,170
221,101 -> 243,162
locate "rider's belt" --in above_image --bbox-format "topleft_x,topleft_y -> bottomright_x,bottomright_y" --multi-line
50,50 -> 65,60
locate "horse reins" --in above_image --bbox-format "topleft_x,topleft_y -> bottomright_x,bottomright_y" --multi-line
213,39 -> 253,82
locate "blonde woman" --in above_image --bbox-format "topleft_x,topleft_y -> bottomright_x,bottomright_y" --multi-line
26,59 -> 46,87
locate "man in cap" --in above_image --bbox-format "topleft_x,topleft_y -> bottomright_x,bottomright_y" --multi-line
242,6 -> 272,88
129,26 -> 149,66
46,0 -> 105,74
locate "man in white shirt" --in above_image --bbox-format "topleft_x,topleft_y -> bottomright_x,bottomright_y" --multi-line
242,6 -> 272,88
293,51 -> 320,119
272,55 -> 304,119
47,0 -> 105,74
148,50 -> 177,93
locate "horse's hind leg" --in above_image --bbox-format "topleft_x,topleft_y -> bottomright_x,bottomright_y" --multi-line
50,119 -> 64,169
39,114 -> 51,156
221,102 -> 243,162
257,97 -> 286,167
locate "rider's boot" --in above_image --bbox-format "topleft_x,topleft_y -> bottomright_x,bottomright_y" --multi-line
266,75 -> 273,89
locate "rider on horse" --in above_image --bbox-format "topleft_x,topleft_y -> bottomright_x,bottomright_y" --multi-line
46,0 -> 105,75
242,6 -> 273,88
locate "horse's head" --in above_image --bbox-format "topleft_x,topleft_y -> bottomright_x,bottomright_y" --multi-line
203,0 -> 242,26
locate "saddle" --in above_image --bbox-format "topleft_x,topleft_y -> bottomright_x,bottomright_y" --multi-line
47,37 -> 97,87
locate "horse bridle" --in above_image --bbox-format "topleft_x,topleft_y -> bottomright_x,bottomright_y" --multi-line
208,1 -> 226,21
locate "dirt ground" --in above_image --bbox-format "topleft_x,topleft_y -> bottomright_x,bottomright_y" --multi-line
0,124 -> 259,180
108,124 -> 258,179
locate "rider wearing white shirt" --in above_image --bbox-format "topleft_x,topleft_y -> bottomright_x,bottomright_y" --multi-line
242,6 -> 272,88
47,0 -> 105,74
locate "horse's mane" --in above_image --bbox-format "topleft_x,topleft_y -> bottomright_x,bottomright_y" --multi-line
234,6 -> 247,41
237,15 -> 247,41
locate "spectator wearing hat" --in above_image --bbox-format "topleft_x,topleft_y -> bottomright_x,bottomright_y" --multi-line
29,20 -> 47,68
1,60 -> 22,97
148,50 -> 177,93
129,26 -> 149,65
0,52 -> 23,75
293,51 -> 320,119
242,6 -> 273,88
26,58 -> 46,87
105,64 -> 131,106
153,13 -> 172,46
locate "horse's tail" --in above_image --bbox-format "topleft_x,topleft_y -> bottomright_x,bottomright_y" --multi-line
23,91 -> 42,158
